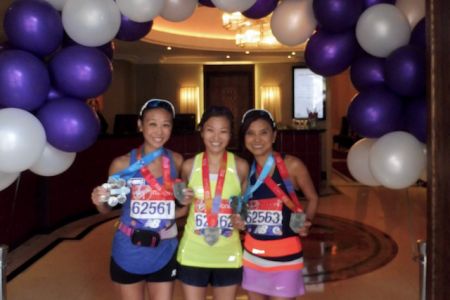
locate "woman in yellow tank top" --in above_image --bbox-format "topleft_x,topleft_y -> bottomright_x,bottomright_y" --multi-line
177,106 -> 249,300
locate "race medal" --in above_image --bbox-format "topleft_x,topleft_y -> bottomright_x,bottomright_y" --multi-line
289,212 -> 306,233
173,181 -> 186,204
204,226 -> 221,246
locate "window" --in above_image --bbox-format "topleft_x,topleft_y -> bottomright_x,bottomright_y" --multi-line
292,67 -> 326,119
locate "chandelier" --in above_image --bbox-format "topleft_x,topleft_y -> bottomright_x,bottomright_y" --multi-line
222,12 -> 280,48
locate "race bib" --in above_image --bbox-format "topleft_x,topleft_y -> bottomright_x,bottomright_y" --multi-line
129,183 -> 175,228
193,199 -> 233,233
246,198 -> 283,236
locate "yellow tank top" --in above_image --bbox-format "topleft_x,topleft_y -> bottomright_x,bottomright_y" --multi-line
177,152 -> 243,268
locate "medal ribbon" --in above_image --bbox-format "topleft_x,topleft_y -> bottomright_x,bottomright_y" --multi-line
244,153 -> 275,203
137,147 -> 173,194
110,146 -> 164,180
256,152 -> 303,212
202,152 -> 227,227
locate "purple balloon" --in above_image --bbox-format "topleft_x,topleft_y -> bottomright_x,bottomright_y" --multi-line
305,29 -> 358,77
385,45 -> 426,97
198,0 -> 215,7
347,86 -> 403,138
350,53 -> 385,91
116,15 -> 153,42
46,87 -> 65,102
49,45 -> 113,99
96,41 -> 115,60
313,0 -> 364,33
63,35 -> 114,60
0,50 -> 50,111
363,0 -> 396,8
4,0 -> 63,57
36,98 -> 100,152
404,97 -> 427,143
410,18 -> 426,49
0,41 -> 12,52
243,0 -> 278,19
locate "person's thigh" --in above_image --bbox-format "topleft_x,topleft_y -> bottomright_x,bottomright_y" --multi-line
146,281 -> 173,300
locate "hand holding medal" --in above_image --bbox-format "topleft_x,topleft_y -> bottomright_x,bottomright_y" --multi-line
99,177 -> 130,207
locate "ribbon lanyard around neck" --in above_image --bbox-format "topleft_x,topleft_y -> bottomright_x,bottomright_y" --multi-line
202,152 -> 227,227
110,146 -> 164,180
244,154 -> 275,202
137,147 -> 172,192
257,152 -> 303,212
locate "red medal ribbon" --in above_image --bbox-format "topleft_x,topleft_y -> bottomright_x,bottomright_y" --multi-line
256,152 -> 303,212
202,152 -> 228,227
137,146 -> 173,195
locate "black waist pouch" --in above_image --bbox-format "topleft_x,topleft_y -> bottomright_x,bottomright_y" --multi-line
131,229 -> 160,247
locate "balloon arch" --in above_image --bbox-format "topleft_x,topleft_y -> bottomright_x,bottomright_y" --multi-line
0,0 -> 426,191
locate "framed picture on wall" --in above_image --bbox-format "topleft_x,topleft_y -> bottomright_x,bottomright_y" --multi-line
292,66 -> 326,120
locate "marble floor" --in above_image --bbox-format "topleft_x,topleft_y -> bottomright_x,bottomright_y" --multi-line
5,171 -> 427,300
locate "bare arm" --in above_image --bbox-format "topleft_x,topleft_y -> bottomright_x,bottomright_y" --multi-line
285,155 -> 319,236
175,157 -> 195,218
234,155 -> 249,194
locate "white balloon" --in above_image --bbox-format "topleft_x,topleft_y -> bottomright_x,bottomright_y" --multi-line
116,0 -> 164,22
0,171 -> 19,191
62,0 -> 121,47
160,0 -> 198,22
271,0 -> 317,46
211,0 -> 257,13
356,4 -> 411,57
30,143 -> 76,176
369,131 -> 426,189
347,138 -> 380,186
396,0 -> 425,28
44,0 -> 69,11
0,108 -> 46,173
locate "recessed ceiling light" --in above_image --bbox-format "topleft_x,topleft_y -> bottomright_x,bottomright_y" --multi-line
166,46 -> 172,50
288,55 -> 292,59
226,55 -> 231,59
291,51 -> 296,55
245,51 -> 250,54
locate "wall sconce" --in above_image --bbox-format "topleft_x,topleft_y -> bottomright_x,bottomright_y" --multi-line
179,86 -> 199,117
260,86 -> 281,123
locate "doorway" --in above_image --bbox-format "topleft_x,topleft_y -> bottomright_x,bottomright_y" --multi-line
204,65 -> 254,149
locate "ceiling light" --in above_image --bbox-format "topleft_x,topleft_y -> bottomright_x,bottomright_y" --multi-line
222,12 -> 281,49
166,46 -> 172,50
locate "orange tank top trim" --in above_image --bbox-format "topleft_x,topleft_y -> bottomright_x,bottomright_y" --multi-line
244,234 -> 302,258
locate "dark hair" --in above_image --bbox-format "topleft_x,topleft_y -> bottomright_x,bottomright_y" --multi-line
139,99 -> 175,120
240,109 -> 276,138
198,106 -> 234,132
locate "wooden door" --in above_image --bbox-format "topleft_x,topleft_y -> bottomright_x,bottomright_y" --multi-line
204,65 -> 254,149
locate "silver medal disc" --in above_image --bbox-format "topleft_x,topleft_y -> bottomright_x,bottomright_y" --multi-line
289,212 -> 306,233
204,226 -> 220,246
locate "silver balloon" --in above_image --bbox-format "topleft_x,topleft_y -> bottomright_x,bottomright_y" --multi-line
271,0 -> 316,46
30,143 -> 76,176
356,4 -> 411,57
369,131 -> 426,189
211,0 -> 257,13
0,108 -> 46,173
62,0 -> 121,47
396,0 -> 425,28
160,0 -> 198,22
116,0 -> 165,22
0,171 -> 19,192
44,0 -> 69,11
347,138 -> 380,186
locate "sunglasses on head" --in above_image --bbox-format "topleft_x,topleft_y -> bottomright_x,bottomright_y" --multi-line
241,109 -> 276,127
139,99 -> 175,118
